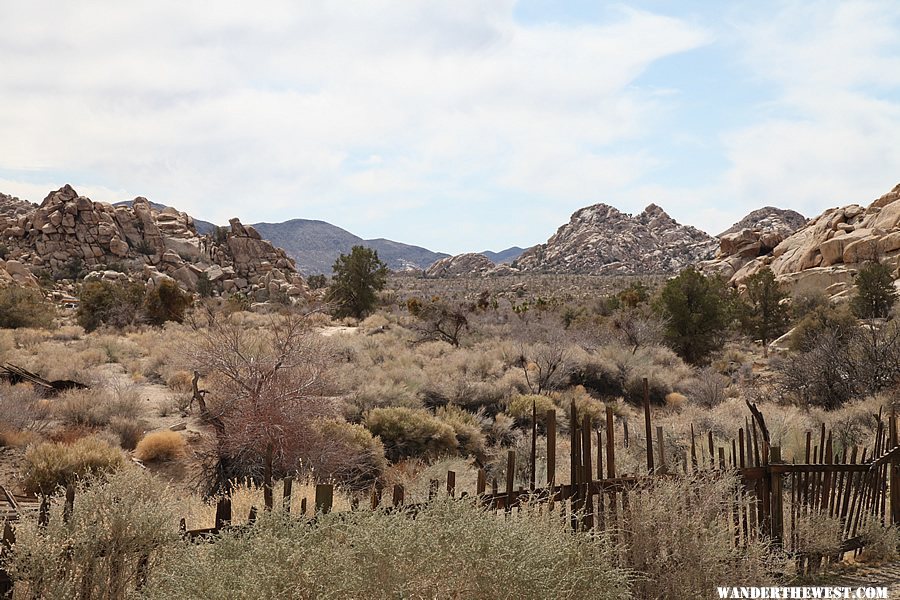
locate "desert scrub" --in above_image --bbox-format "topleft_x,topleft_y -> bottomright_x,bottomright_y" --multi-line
7,468 -> 182,600
55,386 -> 142,427
365,407 -> 458,462
22,435 -> 126,494
627,472 -> 787,598
134,430 -> 186,462
434,405 -> 487,458
144,497 -> 630,599
307,418 -> 387,490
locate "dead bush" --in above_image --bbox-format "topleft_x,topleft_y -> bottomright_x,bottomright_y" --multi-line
135,430 -> 186,462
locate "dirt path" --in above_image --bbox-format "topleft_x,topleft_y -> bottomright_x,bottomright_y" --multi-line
830,562 -> 900,594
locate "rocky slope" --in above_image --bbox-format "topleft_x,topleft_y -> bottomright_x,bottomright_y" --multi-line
704,183 -> 900,299
424,253 -> 496,278
481,247 -> 525,264
0,185 -> 307,301
718,207 -> 807,238
512,203 -> 718,275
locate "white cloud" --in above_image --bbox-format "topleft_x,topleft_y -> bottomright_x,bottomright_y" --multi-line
0,1 -> 709,252
714,1 -> 900,222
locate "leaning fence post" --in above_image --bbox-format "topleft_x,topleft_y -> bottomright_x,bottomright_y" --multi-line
891,405 -> 900,526
769,446 -> 784,549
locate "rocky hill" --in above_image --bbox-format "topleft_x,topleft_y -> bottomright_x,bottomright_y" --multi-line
513,203 -> 718,275
115,199 -> 216,235
424,253 -> 496,278
703,183 -> 900,300
719,207 -> 807,238
0,185 -> 307,302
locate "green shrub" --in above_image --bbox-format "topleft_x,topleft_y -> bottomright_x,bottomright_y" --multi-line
435,405 -> 486,458
365,407 -> 458,462
507,394 -> 557,421
144,498 -> 629,599
0,286 -> 54,329
143,279 -> 193,326
77,280 -> 145,331
655,267 -> 731,364
311,419 -> 387,490
22,436 -> 126,494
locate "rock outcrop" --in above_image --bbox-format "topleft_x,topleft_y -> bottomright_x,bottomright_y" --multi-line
513,203 -> 718,275
703,183 -> 900,300
0,185 -> 308,301
0,259 -> 39,289
425,253 -> 496,278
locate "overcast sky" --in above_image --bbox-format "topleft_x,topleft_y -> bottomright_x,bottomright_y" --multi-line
2,1 -> 900,254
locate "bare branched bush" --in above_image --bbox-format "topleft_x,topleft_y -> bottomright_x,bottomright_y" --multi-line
186,311 -> 335,492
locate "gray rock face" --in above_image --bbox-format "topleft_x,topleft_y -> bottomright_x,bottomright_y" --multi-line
718,207 -> 807,238
425,253 -> 496,278
514,203 -> 718,275
0,185 -> 309,301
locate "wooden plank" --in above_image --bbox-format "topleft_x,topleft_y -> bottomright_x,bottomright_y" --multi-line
315,484 -> 333,514
546,409 -> 556,489
739,428 -> 746,468
282,476 -> 293,514
447,471 -> 456,497
63,484 -> 75,523
691,424 -> 698,472
770,447 -> 784,548
215,496 -> 232,529
657,425 -> 667,473
506,450 -> 516,511
392,484 -> 404,507
477,469 -> 486,495
605,406 -> 616,479
581,416 -> 593,530
530,399 -> 537,490
643,377 -> 654,473
263,444 -> 274,511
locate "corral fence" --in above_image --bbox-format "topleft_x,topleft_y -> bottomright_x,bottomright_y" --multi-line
2,379 -> 899,595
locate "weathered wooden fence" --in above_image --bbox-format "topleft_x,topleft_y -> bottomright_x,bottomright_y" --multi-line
180,381 -> 900,573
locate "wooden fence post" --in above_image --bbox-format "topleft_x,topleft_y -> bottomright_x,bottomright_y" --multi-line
643,378 -> 654,473
392,484 -> 404,507
282,476 -> 293,513
530,400 -> 537,490
769,446 -> 784,549
214,496 -> 232,529
263,444 -> 274,511
315,484 -> 333,514
546,410 -> 556,490
506,450 -> 516,511
891,406 -> 900,525
447,471 -> 456,497
63,484 -> 75,523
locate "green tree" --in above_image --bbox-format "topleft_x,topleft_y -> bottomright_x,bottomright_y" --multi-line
0,286 -> 54,329
307,274 -> 328,290
851,261 -> 898,319
739,267 -> 790,356
654,267 -> 730,364
143,279 -> 193,326
77,280 -> 145,332
326,246 -> 388,319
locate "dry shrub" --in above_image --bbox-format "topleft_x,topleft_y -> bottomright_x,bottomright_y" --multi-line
691,367 -> 730,407
22,435 -> 126,494
55,385 -> 143,427
144,498 -> 629,599
665,392 -> 687,408
108,416 -> 146,450
0,382 -> 50,432
166,369 -> 195,393
435,405 -> 486,458
0,427 -> 40,448
507,393 -> 557,421
307,419 -> 387,490
134,430 -> 186,462
365,407 -> 458,462
626,473 -> 786,598
553,385 -> 606,425
858,521 -> 899,563
7,468 -> 181,600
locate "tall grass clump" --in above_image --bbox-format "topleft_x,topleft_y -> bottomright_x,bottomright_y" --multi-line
143,497 -> 631,599
22,436 -> 126,494
626,472 -> 787,598
6,469 -> 181,600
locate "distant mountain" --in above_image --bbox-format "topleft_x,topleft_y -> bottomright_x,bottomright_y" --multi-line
250,220 -> 448,275
481,246 -> 525,264
514,203 -> 718,275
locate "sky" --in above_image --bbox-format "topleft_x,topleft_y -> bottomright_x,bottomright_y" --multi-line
1,1 -> 900,255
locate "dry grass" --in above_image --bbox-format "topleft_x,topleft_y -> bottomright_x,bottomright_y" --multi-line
22,435 -> 126,494
134,430 -> 186,462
